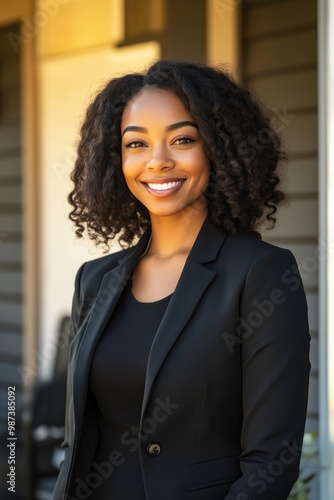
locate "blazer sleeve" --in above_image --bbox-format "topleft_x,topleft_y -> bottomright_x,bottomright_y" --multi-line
225,247 -> 311,500
58,261 -> 87,467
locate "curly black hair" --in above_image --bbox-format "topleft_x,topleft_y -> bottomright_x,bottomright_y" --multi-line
68,60 -> 286,252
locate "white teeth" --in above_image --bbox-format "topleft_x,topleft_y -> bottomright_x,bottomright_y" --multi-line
147,180 -> 183,191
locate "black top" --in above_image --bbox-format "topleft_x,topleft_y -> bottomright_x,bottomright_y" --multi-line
89,280 -> 172,499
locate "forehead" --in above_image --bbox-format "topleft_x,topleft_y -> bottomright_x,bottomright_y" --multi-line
121,88 -> 194,126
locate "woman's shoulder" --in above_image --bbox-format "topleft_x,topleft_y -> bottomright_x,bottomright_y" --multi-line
222,231 -> 297,271
75,245 -> 134,295
220,232 -> 304,301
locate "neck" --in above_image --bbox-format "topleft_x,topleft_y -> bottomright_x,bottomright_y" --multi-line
147,207 -> 208,258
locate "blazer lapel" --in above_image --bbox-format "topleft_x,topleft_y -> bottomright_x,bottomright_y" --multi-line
140,217 -> 227,422
72,229 -> 151,438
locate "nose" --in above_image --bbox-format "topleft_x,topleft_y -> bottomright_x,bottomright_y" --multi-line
146,145 -> 175,171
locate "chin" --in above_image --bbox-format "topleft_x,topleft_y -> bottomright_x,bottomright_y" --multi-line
147,204 -> 203,220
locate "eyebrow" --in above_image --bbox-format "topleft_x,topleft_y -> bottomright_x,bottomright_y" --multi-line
122,120 -> 198,136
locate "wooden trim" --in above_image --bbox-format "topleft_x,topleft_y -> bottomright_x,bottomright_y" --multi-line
0,1 -> 39,396
206,0 -> 242,78
21,4 -> 39,395
112,0 -> 125,44
0,0 -> 30,25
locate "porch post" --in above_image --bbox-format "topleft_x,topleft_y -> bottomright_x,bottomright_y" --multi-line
318,0 -> 334,497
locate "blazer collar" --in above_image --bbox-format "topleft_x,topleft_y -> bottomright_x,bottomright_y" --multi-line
119,214 -> 226,266
73,215 -> 227,437
185,214 -> 227,264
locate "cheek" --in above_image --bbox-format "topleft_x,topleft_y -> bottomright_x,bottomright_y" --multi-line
121,156 -> 137,182
199,164 -> 211,196
121,171 -> 138,200
121,167 -> 135,196
196,155 -> 211,184
121,162 -> 143,199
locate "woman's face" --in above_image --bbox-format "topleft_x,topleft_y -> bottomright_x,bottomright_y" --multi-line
121,88 -> 210,220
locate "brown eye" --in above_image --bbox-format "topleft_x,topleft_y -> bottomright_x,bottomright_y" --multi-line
173,137 -> 195,145
125,140 -> 146,148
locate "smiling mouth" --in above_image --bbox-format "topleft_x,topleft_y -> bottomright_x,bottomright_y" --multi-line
145,180 -> 185,192
140,179 -> 186,197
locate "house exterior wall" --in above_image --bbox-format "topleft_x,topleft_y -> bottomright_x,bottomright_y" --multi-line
0,0 -> 328,497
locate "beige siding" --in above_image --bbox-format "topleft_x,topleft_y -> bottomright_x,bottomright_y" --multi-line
250,69 -> 317,110
272,199 -> 318,240
242,0 -> 319,490
0,214 -> 21,233
245,0 -> 316,37
244,29 -> 317,76
287,158 -> 318,195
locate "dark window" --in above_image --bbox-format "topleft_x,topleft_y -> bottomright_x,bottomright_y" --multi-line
122,0 -> 207,64
125,0 -> 166,38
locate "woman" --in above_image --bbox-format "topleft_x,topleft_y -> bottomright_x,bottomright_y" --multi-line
53,60 -> 310,500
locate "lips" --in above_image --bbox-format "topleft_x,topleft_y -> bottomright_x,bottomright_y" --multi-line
141,178 -> 186,196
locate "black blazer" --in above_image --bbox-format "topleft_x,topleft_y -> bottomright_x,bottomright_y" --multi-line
53,217 -> 310,500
